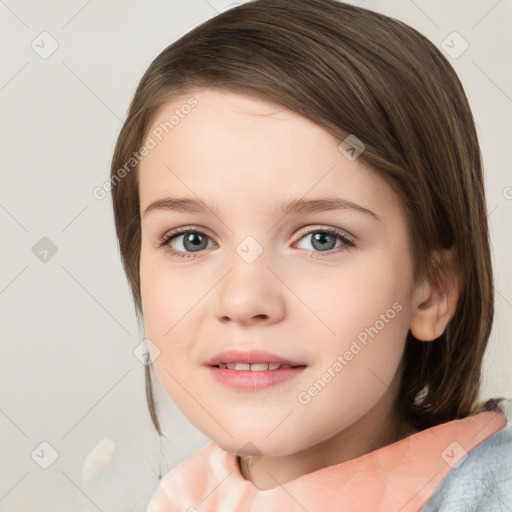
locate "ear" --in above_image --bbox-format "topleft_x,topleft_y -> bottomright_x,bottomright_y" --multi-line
410,250 -> 460,342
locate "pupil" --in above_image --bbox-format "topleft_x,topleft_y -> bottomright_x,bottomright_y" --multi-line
188,234 -> 201,246
184,233 -> 206,251
313,233 -> 335,250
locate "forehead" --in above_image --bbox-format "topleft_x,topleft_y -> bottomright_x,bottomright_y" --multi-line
138,88 -> 396,220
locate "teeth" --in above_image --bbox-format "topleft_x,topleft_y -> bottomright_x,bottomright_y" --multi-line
218,362 -> 293,371
229,363 -> 250,370
248,363 -> 269,371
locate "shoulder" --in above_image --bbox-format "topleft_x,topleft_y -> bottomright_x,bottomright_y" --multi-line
146,442 -> 221,512
421,399 -> 512,512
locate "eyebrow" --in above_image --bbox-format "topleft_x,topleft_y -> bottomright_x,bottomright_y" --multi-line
142,195 -> 380,221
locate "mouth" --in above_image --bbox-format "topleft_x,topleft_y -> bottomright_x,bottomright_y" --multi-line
211,362 -> 303,371
204,349 -> 306,368
204,350 -> 307,390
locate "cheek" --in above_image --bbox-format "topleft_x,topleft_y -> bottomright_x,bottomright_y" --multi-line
139,253 -> 205,375
140,255 -> 167,337
306,254 -> 411,350
140,261 -> 201,412
140,248 -> 190,332
293,286 -> 410,448
305,254 -> 413,400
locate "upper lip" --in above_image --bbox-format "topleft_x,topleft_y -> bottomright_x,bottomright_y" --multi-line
204,349 -> 306,367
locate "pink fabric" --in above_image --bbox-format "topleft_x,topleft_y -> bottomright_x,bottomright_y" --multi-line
147,411 -> 506,512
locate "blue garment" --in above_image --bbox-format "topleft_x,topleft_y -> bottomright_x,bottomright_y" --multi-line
421,399 -> 512,511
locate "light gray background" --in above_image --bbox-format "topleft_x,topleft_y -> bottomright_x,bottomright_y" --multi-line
1,0 -> 511,510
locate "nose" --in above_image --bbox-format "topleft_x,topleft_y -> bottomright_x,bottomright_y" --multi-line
214,250 -> 286,326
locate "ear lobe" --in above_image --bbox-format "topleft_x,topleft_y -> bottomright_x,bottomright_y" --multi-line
410,251 -> 460,342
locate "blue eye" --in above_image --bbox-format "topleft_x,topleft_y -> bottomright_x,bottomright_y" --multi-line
294,227 -> 354,254
158,225 -> 355,260
158,227 -> 214,259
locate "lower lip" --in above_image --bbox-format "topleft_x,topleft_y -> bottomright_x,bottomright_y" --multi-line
206,365 -> 307,390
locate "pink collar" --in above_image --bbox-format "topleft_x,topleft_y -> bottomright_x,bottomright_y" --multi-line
149,410 -> 506,512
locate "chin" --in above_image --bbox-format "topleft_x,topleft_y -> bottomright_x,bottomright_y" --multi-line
209,431 -> 304,458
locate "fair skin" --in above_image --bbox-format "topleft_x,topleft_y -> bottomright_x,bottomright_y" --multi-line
138,88 -> 458,490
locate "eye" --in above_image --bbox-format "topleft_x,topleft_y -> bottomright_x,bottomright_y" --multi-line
158,226 -> 215,259
293,226 -> 355,257
158,225 -> 355,259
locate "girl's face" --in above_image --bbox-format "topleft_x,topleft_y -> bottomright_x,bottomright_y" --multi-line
139,88 -> 416,457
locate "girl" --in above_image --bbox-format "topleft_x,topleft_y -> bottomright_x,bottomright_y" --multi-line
109,0 -> 511,510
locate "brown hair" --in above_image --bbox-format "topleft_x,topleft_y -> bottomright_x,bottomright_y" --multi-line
110,0 -> 501,436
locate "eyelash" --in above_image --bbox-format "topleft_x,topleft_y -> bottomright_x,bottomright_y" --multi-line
157,225 -> 356,260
